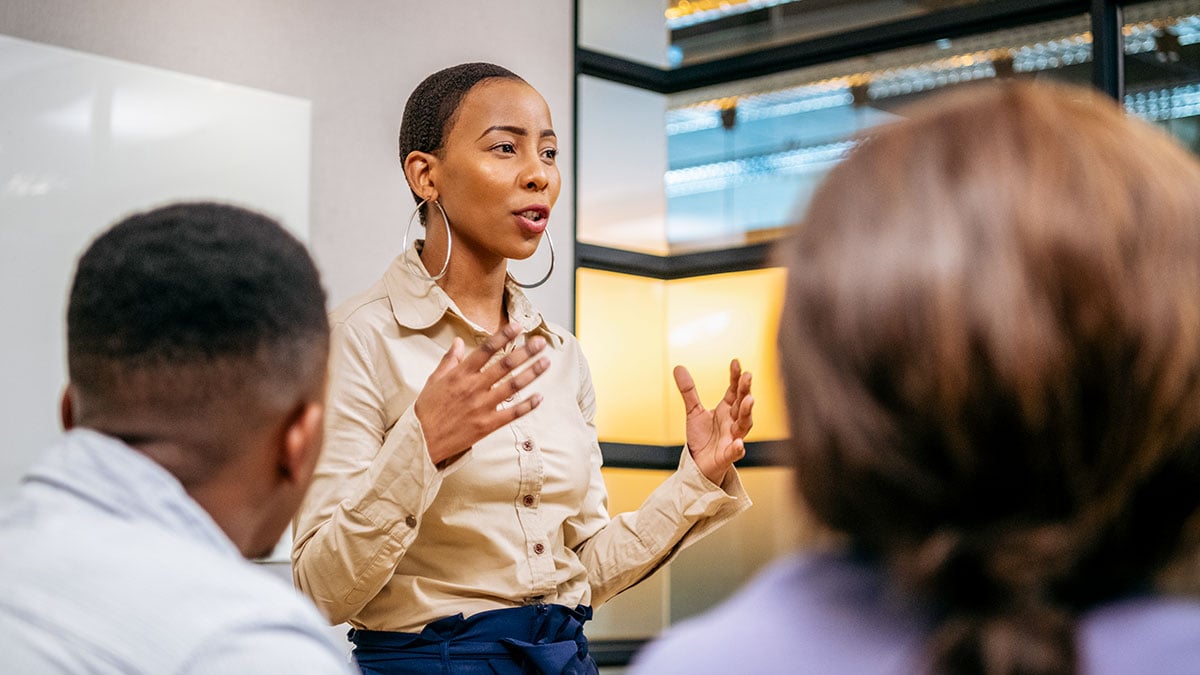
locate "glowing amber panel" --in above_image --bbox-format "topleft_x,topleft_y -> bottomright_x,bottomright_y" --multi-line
665,268 -> 788,443
576,266 -> 788,446
576,269 -> 672,444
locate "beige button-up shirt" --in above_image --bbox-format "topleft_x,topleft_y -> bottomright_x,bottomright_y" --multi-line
292,245 -> 751,632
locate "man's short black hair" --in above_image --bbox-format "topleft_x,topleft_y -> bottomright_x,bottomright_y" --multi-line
67,202 -> 329,420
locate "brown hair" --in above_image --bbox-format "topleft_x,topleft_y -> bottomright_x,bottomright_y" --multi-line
776,81 -> 1200,674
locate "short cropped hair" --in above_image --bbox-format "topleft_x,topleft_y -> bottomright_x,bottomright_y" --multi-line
67,202 -> 329,432
777,81 -> 1200,674
398,62 -> 524,220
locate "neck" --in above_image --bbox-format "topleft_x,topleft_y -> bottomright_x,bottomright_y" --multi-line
187,479 -> 257,557
185,456 -> 281,559
420,235 -> 509,333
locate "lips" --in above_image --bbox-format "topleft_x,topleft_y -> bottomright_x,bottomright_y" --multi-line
514,205 -> 550,234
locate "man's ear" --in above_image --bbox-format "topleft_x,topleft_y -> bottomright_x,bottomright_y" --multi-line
279,401 -> 324,487
60,385 -> 76,431
403,150 -> 439,203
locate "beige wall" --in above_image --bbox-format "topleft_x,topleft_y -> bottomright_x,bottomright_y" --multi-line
0,0 -> 575,323
0,1 -> 575,654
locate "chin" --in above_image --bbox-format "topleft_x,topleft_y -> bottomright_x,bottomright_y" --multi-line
507,239 -> 542,261
244,519 -> 290,561
245,542 -> 279,561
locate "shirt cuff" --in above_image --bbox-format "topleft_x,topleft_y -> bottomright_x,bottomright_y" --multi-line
360,404 -> 445,541
677,444 -> 752,504
634,447 -> 753,555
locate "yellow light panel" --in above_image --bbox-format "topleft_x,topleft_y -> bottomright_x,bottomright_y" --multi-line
576,269 -> 672,444
577,267 -> 788,446
666,268 -> 788,443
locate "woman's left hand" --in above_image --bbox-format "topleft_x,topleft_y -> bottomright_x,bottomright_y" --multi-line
674,359 -> 754,485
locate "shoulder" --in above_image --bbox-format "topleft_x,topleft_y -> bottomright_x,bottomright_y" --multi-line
541,318 -> 579,352
0,518 -> 336,671
329,277 -> 390,328
630,551 -> 927,674
537,320 -> 592,397
327,278 -> 399,364
1081,595 -> 1200,674
632,554 -> 817,655
178,562 -> 351,672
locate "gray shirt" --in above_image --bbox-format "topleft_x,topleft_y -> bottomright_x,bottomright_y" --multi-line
0,429 -> 355,674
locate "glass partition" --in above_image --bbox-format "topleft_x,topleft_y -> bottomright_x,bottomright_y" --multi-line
577,75 -> 672,253
578,0 -> 671,68
663,13 -> 1091,253
572,1 -> 1200,472
574,3 -> 1200,666
1123,2 -> 1200,154
669,0 -> 1000,66
582,5 -> 1200,257
580,0 -> 1005,68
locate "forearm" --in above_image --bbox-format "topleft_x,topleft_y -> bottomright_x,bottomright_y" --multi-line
576,448 -> 751,606
292,406 -> 442,624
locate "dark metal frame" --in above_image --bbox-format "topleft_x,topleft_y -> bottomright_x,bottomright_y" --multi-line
576,241 -> 774,279
600,439 -> 788,470
1092,0 -> 1126,97
581,0 -> 1087,93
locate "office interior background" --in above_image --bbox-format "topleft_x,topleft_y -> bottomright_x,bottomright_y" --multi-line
3,0 -> 1199,671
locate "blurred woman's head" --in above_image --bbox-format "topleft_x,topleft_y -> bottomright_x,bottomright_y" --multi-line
776,80 -> 1200,673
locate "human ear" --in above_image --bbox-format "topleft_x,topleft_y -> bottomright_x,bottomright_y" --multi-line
403,150 -> 439,203
60,385 -> 76,431
279,401 -> 324,487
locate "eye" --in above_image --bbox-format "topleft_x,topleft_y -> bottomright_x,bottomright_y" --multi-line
542,148 -> 558,161
493,142 -> 516,154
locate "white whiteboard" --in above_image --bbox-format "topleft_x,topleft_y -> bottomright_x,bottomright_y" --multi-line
0,34 -> 312,503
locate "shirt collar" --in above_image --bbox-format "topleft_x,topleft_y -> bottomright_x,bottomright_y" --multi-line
21,429 -> 242,559
383,242 -> 564,347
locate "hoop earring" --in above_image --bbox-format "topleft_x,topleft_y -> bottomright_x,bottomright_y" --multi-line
402,199 -> 452,282
509,231 -> 555,289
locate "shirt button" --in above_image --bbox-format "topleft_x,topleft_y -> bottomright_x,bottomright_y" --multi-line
522,495 -> 534,507
522,440 -> 534,452
533,543 -> 545,555
405,514 -> 417,528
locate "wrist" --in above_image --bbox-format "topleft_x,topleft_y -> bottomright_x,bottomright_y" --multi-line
702,464 -> 729,486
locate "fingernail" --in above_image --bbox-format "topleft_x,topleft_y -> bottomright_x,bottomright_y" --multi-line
531,393 -> 543,407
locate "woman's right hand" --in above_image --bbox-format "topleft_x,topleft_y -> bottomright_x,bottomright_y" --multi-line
414,321 -> 550,465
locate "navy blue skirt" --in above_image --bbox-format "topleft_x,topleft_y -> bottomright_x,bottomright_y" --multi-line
349,604 -> 599,675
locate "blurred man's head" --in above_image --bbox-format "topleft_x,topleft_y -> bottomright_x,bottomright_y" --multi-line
64,202 -> 330,558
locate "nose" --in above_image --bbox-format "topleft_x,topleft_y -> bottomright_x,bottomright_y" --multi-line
521,155 -> 550,192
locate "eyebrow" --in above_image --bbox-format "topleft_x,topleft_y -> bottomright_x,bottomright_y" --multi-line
478,125 -> 557,140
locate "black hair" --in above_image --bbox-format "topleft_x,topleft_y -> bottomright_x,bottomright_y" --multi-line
67,202 -> 329,420
398,62 -> 524,219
